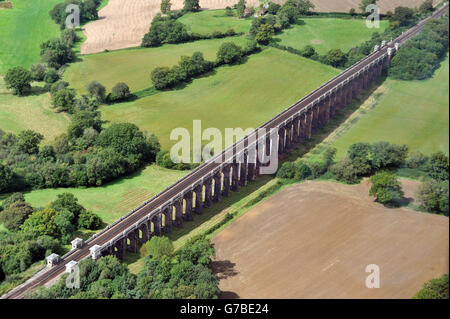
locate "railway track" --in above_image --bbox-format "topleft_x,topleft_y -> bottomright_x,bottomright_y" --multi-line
3,3 -> 447,299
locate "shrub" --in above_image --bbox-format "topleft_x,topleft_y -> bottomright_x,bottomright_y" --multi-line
4,66 -> 32,95
144,236 -> 174,259
86,81 -> 106,102
0,163 -> 14,193
1,193 -> 25,210
329,157 -> 360,184
369,171 -> 404,206
0,201 -> 33,231
216,42 -> 243,65
416,180 -> 449,216
268,2 -> 281,15
110,82 -> 130,102
30,64 -> 47,81
17,130 -> 44,155
424,152 -> 449,181
295,161 -> 312,180
78,210 -> 102,229
184,0 -> 200,12
51,88 -> 76,113
43,69 -> 59,84
225,6 -> 233,16
156,150 -> 175,169
276,162 -> 296,179
414,274 -> 449,299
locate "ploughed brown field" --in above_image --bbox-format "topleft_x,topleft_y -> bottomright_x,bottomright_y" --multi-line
212,180 -> 449,299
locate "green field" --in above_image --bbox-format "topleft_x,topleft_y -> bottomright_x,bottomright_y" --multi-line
64,37 -> 250,93
101,48 -> 340,149
275,18 -> 389,54
0,77 -> 69,141
178,9 -> 252,34
0,165 -> 187,225
324,55 -> 449,159
0,0 -> 61,74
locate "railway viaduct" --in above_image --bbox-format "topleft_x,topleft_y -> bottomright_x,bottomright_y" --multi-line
2,2 -> 448,299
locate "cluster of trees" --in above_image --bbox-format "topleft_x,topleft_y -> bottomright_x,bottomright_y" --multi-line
0,193 -> 102,282
151,40 -> 258,90
27,236 -> 220,299
49,0 -> 102,29
155,150 -> 194,170
246,0 -> 314,45
390,15 -> 449,80
0,117 -> 161,193
141,13 -> 240,48
50,80 -> 131,113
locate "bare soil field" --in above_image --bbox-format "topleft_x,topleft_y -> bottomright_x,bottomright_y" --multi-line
81,0 -> 259,54
212,179 -> 449,299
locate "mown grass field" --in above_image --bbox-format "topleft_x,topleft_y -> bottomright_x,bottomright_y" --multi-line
100,48 -> 340,149
0,0 -> 61,74
178,9 -> 252,34
329,55 -> 449,159
64,36 -> 250,93
274,18 -> 389,54
0,165 -> 187,225
0,77 -> 70,141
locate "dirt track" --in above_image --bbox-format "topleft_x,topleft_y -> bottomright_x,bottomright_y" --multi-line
212,180 -> 449,299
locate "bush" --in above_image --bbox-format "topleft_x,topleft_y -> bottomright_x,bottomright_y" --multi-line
43,69 -> 59,84
276,162 -> 296,179
110,82 -> 130,102
51,88 -> 76,113
4,67 -> 32,95
369,171 -> 404,206
30,64 -> 47,81
184,0 -> 200,12
416,180 -> 449,216
144,236 -> 174,259
1,193 -> 25,210
86,81 -> 106,103
78,210 -> 102,229
295,161 -> 312,180
424,152 -> 449,181
216,42 -> 243,65
329,157 -> 361,184
0,201 -> 33,231
225,6 -> 233,16
0,163 -> 14,193
414,274 -> 449,299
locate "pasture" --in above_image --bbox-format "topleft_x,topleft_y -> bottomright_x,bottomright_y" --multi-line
213,180 -> 449,298
64,36 -> 250,93
5,165 -> 187,225
0,0 -> 61,74
0,77 -> 69,141
274,18 -> 389,54
178,9 -> 252,34
100,48 -> 340,149
330,55 -> 449,159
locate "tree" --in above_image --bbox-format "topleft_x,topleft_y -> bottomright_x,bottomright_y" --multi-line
40,38 -> 74,69
0,163 -> 13,193
424,152 -> 449,181
295,161 -> 312,180
86,81 -> 106,102
414,275 -> 449,299
0,201 -> 33,231
110,82 -> 130,101
54,209 -> 77,243
287,0 -> 315,14
255,24 -> 274,45
51,88 -> 76,113
1,193 -> 25,210
17,130 -> 44,154
4,67 -> 32,95
50,193 -> 84,218
43,69 -> 59,84
145,236 -> 174,259
359,0 -> 377,13
225,6 -> 233,16
184,0 -> 200,12
416,180 -> 449,216
160,0 -> 171,14
236,0 -> 246,18
419,0 -> 434,14
326,48 -> 348,67
30,64 -> 47,81
67,110 -> 102,140
370,142 -> 408,170
216,42 -> 243,64
369,171 -> 404,206
276,162 -> 296,179
349,8 -> 356,16
20,206 -> 60,238
300,45 -> 316,58
78,210 -> 103,229
391,6 -> 415,26
151,67 -> 173,90
267,2 -> 281,15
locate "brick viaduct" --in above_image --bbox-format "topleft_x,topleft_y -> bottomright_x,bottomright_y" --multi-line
2,2 -> 447,299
